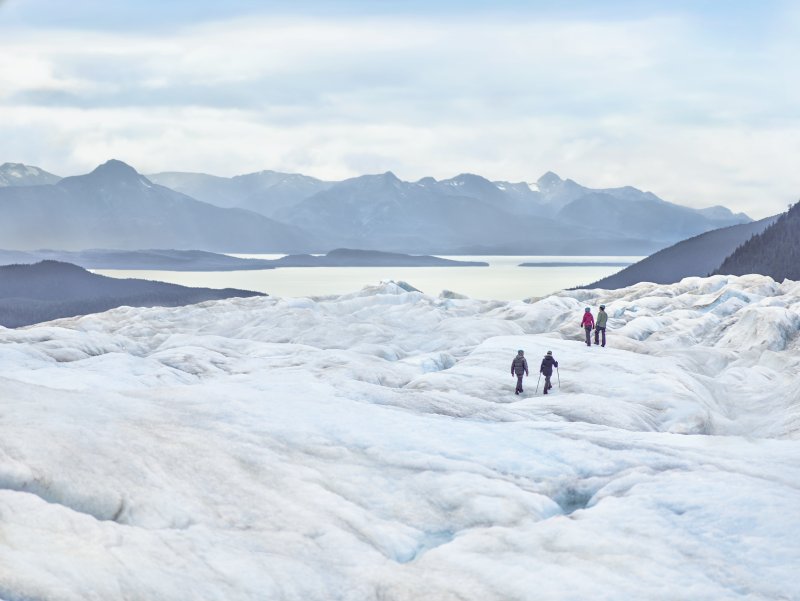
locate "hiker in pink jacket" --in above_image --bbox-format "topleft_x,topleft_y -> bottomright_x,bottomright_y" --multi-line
581,307 -> 594,347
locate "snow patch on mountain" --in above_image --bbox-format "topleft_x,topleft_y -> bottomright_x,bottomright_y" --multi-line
0,162 -> 61,186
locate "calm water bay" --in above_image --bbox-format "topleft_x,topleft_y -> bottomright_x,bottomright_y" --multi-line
94,255 -> 641,301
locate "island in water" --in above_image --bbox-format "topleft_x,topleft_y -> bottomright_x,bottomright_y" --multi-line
273,248 -> 489,267
0,248 -> 489,271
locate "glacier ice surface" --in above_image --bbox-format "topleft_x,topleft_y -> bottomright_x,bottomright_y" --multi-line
1,275 -> 799,600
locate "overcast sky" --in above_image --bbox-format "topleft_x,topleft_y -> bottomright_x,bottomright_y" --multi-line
1,0 -> 798,218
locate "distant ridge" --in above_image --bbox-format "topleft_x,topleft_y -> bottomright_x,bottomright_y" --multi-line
150,166 -> 750,254
0,260 -> 264,328
0,249 -> 277,271
148,170 -> 334,216
0,160 -> 311,252
276,171 -> 750,253
4,159 -> 753,256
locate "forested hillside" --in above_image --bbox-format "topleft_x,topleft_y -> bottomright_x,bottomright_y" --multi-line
715,201 -> 800,281
584,215 -> 778,289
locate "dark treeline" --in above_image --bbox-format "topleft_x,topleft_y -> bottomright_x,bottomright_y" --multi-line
715,201 -> 800,281
581,215 -> 778,290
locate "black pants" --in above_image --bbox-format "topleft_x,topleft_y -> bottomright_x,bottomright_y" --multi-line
515,375 -> 524,393
585,326 -> 592,346
543,374 -> 552,393
594,326 -> 606,346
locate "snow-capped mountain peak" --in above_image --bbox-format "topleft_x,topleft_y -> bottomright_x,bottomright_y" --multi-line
0,162 -> 61,187
535,171 -> 564,192
88,159 -> 142,181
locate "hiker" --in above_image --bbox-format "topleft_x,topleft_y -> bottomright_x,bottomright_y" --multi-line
595,304 -> 608,347
581,307 -> 594,346
511,350 -> 529,395
540,351 -> 558,394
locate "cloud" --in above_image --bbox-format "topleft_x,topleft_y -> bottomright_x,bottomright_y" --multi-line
1,11 -> 798,218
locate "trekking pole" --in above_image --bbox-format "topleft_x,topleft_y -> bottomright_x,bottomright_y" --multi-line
535,372 -> 541,394
557,367 -> 561,389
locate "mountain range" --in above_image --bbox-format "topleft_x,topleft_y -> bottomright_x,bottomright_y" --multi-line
148,170 -> 333,216
152,168 -> 750,254
0,160 -> 310,252
2,160 -> 751,255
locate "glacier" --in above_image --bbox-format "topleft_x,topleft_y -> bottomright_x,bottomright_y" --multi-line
0,275 -> 798,600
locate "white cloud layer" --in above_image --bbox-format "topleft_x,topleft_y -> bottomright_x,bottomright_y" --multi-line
1,11 -> 799,217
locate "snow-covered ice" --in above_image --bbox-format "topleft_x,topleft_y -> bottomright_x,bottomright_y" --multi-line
1,275 -> 799,600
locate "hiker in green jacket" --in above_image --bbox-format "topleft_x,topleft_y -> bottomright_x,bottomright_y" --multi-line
594,304 -> 608,347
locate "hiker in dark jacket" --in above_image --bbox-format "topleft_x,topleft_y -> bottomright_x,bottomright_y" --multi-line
511,350 -> 529,395
581,307 -> 594,347
594,304 -> 608,347
540,351 -> 558,394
